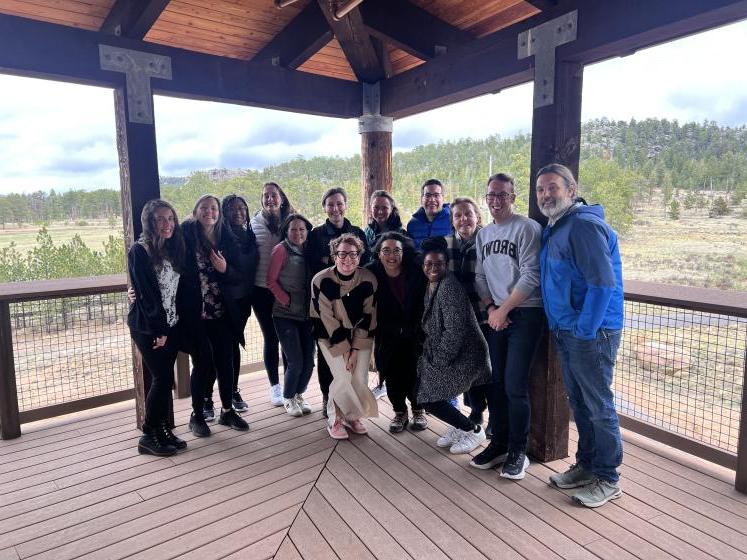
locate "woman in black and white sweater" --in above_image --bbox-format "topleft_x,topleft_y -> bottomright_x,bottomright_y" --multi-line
127,199 -> 187,457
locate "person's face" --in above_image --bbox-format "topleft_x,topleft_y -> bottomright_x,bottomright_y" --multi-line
422,252 -> 447,283
379,239 -> 403,275
195,198 -> 219,230
452,202 -> 479,239
486,180 -> 515,223
226,199 -> 247,227
421,184 -> 444,217
262,185 -> 282,215
324,193 -> 347,225
153,207 -> 175,240
334,242 -> 360,276
536,172 -> 575,220
287,219 -> 308,247
372,196 -> 392,225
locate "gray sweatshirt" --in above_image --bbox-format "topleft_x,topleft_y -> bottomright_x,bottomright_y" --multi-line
475,214 -> 543,308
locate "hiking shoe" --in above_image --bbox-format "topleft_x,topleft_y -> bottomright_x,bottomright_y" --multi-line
549,463 -> 595,489
270,384 -> 284,407
232,391 -> 248,412
202,399 -> 215,422
345,419 -> 368,434
469,441 -> 508,470
572,479 -> 623,508
284,397 -> 303,417
295,394 -> 311,414
328,420 -> 349,440
436,426 -> 460,447
322,396 -> 329,419
372,385 -> 387,400
450,426 -> 486,454
389,412 -> 409,433
189,412 -> 211,438
137,433 -> 176,457
500,450 -> 529,480
411,409 -> 428,431
219,408 -> 249,431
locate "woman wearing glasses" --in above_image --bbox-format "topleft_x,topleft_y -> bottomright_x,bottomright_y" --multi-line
310,233 -> 378,439
366,232 -> 427,433
417,236 -> 492,454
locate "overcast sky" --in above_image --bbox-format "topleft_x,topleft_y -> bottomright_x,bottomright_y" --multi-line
0,19 -> 746,194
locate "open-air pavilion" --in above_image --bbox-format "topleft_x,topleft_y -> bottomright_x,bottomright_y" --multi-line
0,1 -> 746,558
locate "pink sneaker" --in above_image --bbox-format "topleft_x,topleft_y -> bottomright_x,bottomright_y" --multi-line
327,420 -> 349,440
346,419 -> 368,434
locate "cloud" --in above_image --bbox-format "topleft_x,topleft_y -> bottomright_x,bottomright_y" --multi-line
241,121 -> 324,146
667,91 -> 747,127
41,156 -> 116,175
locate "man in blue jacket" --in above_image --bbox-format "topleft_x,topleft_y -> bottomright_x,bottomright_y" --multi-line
406,179 -> 451,250
536,163 -> 625,508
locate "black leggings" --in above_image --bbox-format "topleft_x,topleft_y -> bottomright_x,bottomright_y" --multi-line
132,326 -> 179,429
380,339 -> 419,413
252,287 -> 286,385
423,400 -> 475,431
191,316 -> 234,414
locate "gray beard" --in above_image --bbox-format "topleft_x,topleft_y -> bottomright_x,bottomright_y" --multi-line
540,197 -> 575,225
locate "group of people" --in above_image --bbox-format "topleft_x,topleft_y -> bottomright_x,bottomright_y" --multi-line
127,163 -> 625,509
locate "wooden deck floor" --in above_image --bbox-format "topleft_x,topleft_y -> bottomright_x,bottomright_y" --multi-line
1,371 -> 745,560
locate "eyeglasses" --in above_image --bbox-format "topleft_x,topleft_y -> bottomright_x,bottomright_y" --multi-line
380,248 -> 403,257
335,251 -> 360,260
485,192 -> 512,201
422,192 -> 443,200
423,261 -> 446,270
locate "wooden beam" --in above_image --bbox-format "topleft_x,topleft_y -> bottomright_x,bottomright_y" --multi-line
0,13 -> 361,119
317,0 -> 384,83
371,36 -> 393,79
252,2 -> 333,69
381,0 -> 747,118
360,0 -> 472,60
524,0 -> 560,11
0,302 -> 21,439
100,0 -> 171,39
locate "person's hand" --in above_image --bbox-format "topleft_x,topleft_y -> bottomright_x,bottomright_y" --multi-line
210,250 -> 227,273
346,349 -> 359,372
488,305 -> 511,331
127,287 -> 136,304
153,335 -> 167,349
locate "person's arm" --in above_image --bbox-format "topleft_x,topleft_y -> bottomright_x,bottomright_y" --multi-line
310,274 -> 349,357
266,243 -> 290,306
351,273 -> 377,352
474,230 -> 492,303
570,219 -> 616,339
428,277 -> 470,366
128,245 -> 169,337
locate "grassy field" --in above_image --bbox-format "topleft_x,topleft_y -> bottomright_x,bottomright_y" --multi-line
0,220 -> 120,253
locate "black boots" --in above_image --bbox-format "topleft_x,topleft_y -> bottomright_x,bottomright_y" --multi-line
138,424 -> 177,457
160,421 -> 188,450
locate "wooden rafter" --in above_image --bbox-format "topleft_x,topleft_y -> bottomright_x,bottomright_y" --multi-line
316,0 -> 384,84
100,0 -> 171,39
252,2 -> 333,69
524,0 -> 560,11
360,0 -> 473,60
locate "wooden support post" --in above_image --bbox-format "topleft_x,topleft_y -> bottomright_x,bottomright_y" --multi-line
0,302 -> 21,439
525,46 -> 583,463
174,352 -> 191,400
736,348 -> 747,493
359,83 -> 393,225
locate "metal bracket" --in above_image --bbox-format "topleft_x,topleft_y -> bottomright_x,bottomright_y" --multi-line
358,115 -> 393,133
361,82 -> 381,116
517,10 -> 577,108
99,45 -> 172,124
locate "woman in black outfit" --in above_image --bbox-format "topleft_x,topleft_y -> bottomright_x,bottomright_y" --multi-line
127,199 -> 187,456
366,232 -> 428,432
182,194 -> 249,437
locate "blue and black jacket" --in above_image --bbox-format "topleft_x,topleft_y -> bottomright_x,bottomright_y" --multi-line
406,204 -> 451,250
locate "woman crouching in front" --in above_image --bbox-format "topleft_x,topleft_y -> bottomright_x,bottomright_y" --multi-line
417,236 -> 492,454
311,233 -> 378,439
127,199 -> 187,456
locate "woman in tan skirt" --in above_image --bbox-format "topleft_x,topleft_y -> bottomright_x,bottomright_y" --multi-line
310,233 -> 378,439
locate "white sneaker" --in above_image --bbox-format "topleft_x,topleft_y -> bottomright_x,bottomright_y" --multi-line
436,426 -> 460,448
450,426 -> 486,454
270,384 -> 284,407
284,398 -> 302,417
372,385 -> 387,400
295,394 -> 311,414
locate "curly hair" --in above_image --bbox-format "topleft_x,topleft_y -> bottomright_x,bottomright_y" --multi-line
329,233 -> 364,256
372,231 -> 416,267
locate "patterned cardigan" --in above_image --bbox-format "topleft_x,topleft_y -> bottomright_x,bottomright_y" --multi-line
310,266 -> 377,358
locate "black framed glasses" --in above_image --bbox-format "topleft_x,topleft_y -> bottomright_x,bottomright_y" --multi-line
485,192 -> 512,201
335,251 -> 360,260
380,248 -> 403,256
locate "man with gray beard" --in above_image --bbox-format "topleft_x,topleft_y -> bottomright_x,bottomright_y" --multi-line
536,163 -> 625,508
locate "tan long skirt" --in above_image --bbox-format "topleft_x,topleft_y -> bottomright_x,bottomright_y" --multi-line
319,345 -> 379,426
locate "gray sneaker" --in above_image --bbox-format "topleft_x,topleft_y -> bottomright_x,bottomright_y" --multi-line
549,463 -> 595,489
572,478 -> 623,508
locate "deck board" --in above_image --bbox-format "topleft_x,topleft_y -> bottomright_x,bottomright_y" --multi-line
0,370 -> 743,560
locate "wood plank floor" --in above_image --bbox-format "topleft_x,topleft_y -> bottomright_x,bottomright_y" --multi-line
0,371 -> 743,560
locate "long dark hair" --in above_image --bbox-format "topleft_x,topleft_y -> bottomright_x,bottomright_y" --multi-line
262,182 -> 296,233
138,199 -> 185,272
367,190 -> 403,231
191,194 -> 223,256
372,231 -> 416,268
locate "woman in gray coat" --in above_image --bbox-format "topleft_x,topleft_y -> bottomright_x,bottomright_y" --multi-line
417,237 -> 492,454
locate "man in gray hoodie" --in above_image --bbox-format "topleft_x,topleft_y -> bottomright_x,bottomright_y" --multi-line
470,173 -> 545,480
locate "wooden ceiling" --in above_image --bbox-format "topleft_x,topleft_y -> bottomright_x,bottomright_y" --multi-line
0,0 -> 540,82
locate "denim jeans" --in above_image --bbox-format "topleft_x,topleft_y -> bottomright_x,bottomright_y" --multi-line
554,328 -> 623,483
486,307 -> 544,452
273,317 -> 315,399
